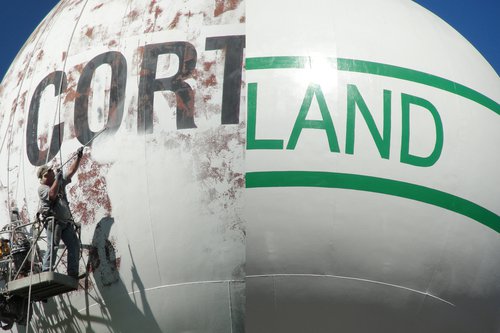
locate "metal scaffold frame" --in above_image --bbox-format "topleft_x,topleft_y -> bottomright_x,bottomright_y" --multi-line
0,214 -> 80,330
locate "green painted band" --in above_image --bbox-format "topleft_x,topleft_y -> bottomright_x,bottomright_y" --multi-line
246,56 -> 315,69
245,171 -> 500,233
245,56 -> 500,115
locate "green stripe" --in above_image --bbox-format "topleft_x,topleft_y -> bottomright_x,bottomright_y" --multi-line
246,56 -> 310,70
246,171 -> 500,233
246,56 -> 500,115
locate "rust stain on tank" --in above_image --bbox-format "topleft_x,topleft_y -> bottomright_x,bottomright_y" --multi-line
145,0 -> 164,33
133,46 -> 145,69
69,156 -> 112,225
240,15 -> 245,23
214,0 -> 242,17
168,11 -> 182,29
203,60 -> 216,71
36,50 -> 44,61
203,74 -> 217,87
61,51 -> 67,61
92,3 -> 104,11
64,64 -> 84,103
108,40 -> 118,47
64,88 -> 81,104
148,0 -> 158,14
69,0 -> 85,5
154,5 -> 163,19
176,89 -> 195,118
74,63 -> 84,73
38,133 -> 48,150
10,98 -> 18,115
127,9 -> 140,21
85,27 -> 94,38
16,70 -> 24,86
18,91 -> 27,112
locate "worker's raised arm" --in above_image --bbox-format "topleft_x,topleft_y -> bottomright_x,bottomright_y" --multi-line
66,147 -> 84,181
48,172 -> 63,201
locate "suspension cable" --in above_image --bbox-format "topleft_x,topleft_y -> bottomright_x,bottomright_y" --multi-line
25,225 -> 40,330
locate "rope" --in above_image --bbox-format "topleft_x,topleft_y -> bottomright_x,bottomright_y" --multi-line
7,0 -> 97,325
2,13 -> 59,330
3,0 -> 91,329
11,224 -> 44,281
49,0 -> 91,169
5,113 -> 15,213
3,0 -> 58,210
25,228 -> 42,333
24,226 -> 40,331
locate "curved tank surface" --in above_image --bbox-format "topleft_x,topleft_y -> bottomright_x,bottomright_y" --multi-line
0,0 -> 498,332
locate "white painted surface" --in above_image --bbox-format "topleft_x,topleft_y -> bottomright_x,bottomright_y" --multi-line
0,0 -> 498,332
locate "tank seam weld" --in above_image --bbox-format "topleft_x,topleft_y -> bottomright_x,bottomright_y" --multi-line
247,273 -> 455,307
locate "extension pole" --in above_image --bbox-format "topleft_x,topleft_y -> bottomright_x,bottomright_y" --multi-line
59,127 -> 108,169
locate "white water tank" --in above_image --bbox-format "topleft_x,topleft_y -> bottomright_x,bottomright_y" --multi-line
0,0 -> 498,332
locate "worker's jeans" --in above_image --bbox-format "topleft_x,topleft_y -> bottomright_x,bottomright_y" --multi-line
42,220 -> 80,276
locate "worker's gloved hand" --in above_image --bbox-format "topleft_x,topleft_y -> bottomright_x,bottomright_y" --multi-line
77,147 -> 84,158
55,169 -> 63,182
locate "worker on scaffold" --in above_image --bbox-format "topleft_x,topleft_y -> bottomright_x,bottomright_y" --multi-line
37,147 -> 84,280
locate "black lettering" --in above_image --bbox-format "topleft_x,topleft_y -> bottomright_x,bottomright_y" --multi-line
138,42 -> 197,133
26,71 -> 67,166
205,35 -> 245,124
75,51 -> 127,145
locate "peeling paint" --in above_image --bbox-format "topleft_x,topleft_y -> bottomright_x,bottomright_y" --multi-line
92,3 -> 104,11
148,0 -> 158,15
203,94 -> 212,103
133,46 -> 145,74
85,27 -> 94,39
37,50 -> 45,61
64,64 -> 84,104
144,19 -> 154,34
64,88 -> 81,104
69,156 -> 112,225
18,91 -> 27,113
203,60 -> 217,71
154,5 -> 163,19
16,70 -> 24,86
202,74 -> 218,87
0,0 -> 247,330
127,9 -> 140,21
214,0 -> 242,17
168,11 -> 182,29
38,133 -> 48,151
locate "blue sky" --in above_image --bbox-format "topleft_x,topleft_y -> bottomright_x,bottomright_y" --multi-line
0,0 -> 498,83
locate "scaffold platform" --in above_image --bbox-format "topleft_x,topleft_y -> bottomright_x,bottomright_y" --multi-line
6,272 -> 78,301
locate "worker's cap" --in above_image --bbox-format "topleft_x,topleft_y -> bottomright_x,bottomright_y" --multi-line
36,165 -> 52,179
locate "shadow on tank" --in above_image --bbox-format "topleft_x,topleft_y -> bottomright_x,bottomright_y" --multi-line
23,217 -> 161,333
